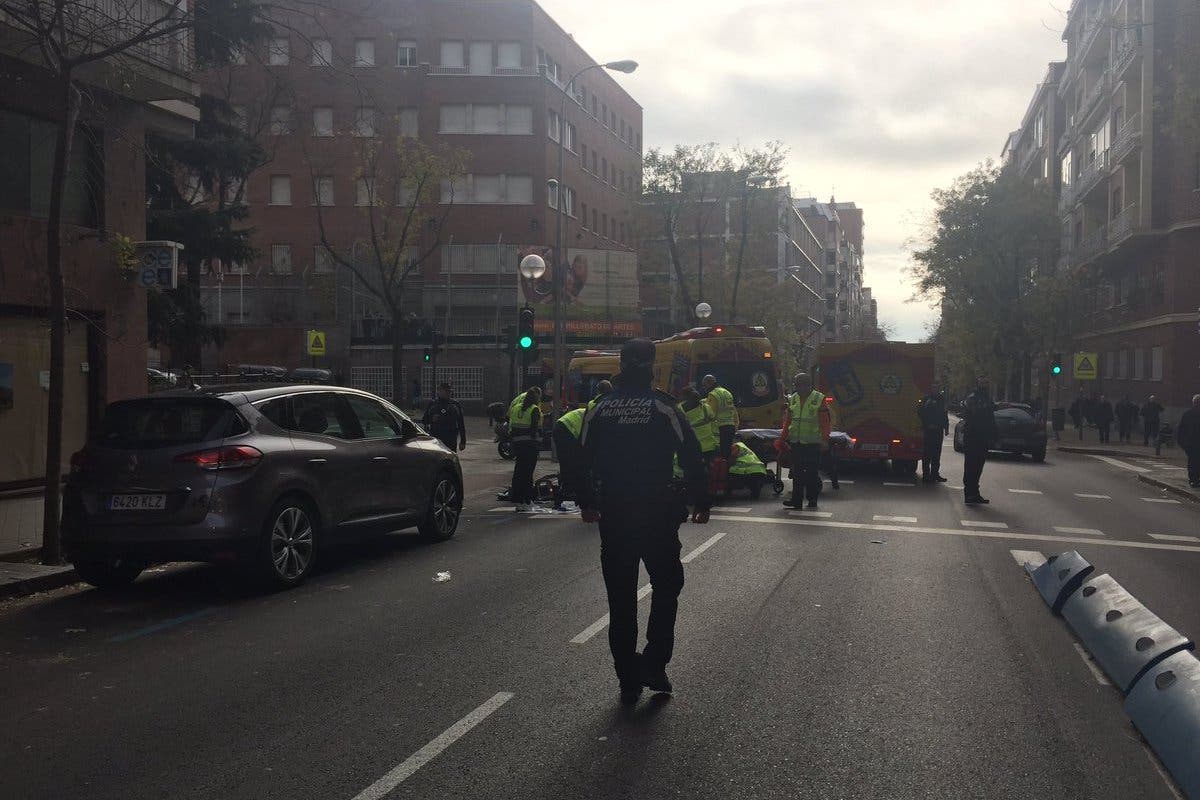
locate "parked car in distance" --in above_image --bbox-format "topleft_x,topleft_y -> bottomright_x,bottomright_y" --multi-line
63,385 -> 463,589
288,367 -> 332,384
953,404 -> 1048,462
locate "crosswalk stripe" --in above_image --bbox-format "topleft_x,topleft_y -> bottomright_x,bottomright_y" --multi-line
787,510 -> 833,518
883,482 -> 915,487
1075,493 -> 1111,499
961,520 -> 1009,529
1148,534 -> 1200,543
874,515 -> 917,523
1053,526 -> 1104,536
1008,489 -> 1043,495
1141,497 -> 1181,504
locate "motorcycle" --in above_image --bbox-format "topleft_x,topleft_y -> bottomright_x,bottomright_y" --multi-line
494,420 -> 515,460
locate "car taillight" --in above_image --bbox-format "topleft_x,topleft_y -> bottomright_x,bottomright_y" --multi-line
174,445 -> 263,470
892,438 -> 903,445
70,450 -> 88,473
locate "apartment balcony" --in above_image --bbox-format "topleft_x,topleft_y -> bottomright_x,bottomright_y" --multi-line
1018,143 -> 1041,176
1077,70 -> 1110,125
1078,7 -> 1109,62
1074,150 -> 1110,200
1073,224 -> 1108,267
1108,202 -> 1143,246
1059,180 -> 1077,210
1113,29 -> 1142,80
1111,112 -> 1142,164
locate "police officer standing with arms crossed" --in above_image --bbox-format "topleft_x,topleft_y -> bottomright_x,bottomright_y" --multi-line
961,375 -> 997,504
579,339 -> 710,705
782,372 -> 831,509
918,382 -> 949,483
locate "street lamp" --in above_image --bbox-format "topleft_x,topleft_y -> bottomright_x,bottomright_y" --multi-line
695,302 -> 712,320
519,253 -> 546,280
551,57 -> 638,415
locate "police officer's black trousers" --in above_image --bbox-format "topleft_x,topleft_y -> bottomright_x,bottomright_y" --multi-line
510,441 -> 538,503
718,425 -> 735,459
551,427 -> 581,500
921,427 -> 942,478
963,444 -> 988,498
598,504 -> 685,686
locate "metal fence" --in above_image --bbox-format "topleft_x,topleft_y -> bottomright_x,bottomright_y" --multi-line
349,366 -> 406,399
422,366 -> 483,400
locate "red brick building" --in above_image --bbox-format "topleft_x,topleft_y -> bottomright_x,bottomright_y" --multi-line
203,0 -> 643,409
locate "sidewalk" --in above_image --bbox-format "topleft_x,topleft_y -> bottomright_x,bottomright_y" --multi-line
0,561 -> 76,599
1053,434 -> 1198,503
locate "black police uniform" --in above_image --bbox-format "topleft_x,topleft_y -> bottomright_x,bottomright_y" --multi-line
422,397 -> 466,452
961,388 -> 996,501
578,359 -> 708,693
917,392 -> 949,481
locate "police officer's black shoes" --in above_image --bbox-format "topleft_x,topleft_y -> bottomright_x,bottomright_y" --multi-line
805,501 -> 818,510
964,495 -> 990,504
782,498 -> 798,508
640,663 -> 673,695
935,475 -> 949,482
619,684 -> 643,705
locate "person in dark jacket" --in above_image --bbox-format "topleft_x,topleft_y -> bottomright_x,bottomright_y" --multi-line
1095,395 -> 1114,443
1115,396 -> 1138,443
1141,395 -> 1164,446
1178,394 -> 1200,487
421,382 -> 466,452
918,384 -> 950,483
1069,392 -> 1086,441
961,376 -> 996,505
578,338 -> 710,705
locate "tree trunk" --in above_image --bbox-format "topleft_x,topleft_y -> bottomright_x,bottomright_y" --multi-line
41,77 -> 81,566
185,256 -> 203,370
391,311 -> 406,407
664,226 -> 695,326
729,192 -> 750,323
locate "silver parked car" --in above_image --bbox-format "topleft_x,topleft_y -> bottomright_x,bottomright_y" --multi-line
63,385 -> 463,589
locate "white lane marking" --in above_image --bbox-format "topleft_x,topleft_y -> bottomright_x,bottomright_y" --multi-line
350,692 -> 514,800
705,515 -> 1200,555
682,531 -> 727,563
883,482 -> 914,487
835,480 -> 855,485
1145,745 -> 1187,800
1149,534 -> 1200,543
717,507 -> 752,513
487,507 -> 513,513
1075,493 -> 1111,499
1008,489 -> 1043,495
1142,497 -> 1181,505
1053,526 -> 1105,536
961,520 -> 1010,529
1159,466 -> 1187,471
1009,549 -> 1047,568
946,484 -> 965,491
570,533 -> 726,645
1072,642 -> 1112,686
874,515 -> 917,523
787,510 -> 833,518
1089,454 -> 1150,473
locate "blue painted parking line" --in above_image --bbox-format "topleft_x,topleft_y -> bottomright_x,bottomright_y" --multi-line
107,608 -> 216,643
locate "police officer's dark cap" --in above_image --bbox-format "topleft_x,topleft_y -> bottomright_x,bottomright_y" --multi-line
620,338 -> 655,369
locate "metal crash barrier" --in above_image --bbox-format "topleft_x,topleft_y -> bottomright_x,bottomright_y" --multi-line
1061,573 -> 1194,693
1026,550 -> 1093,614
1124,651 -> 1200,800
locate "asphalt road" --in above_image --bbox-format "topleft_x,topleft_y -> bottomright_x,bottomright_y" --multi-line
2,434 -> 1197,800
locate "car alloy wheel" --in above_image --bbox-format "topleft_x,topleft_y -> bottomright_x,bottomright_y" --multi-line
270,506 -> 314,581
431,478 -> 461,536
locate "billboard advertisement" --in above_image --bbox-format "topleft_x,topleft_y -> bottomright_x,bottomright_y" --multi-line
517,246 -> 642,338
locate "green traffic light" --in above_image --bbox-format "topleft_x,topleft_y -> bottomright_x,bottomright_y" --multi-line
1052,365 -> 1062,375
519,335 -> 534,349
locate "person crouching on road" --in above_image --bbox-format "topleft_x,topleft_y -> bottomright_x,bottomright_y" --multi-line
782,372 -> 831,510
678,386 -> 719,460
578,338 -> 710,706
702,374 -> 738,459
508,386 -> 543,511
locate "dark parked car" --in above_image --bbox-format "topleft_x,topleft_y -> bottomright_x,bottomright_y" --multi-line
63,386 -> 463,589
288,367 -> 333,384
953,404 -> 1048,462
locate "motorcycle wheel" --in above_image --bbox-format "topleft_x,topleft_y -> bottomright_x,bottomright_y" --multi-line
498,441 -> 514,460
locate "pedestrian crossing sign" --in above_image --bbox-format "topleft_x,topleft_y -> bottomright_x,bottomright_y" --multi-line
1073,352 -> 1098,380
307,329 -> 326,356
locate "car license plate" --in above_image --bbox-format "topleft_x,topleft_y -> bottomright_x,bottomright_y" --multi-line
859,443 -> 889,455
109,494 -> 166,511
1000,439 -> 1026,449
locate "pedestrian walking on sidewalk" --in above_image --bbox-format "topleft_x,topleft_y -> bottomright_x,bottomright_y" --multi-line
578,338 -> 710,705
1069,393 -> 1086,441
1177,394 -> 1200,487
918,383 -> 950,483
961,375 -> 996,505
1095,395 -> 1114,443
1142,395 -> 1164,447
422,382 -> 467,452
1115,396 -> 1138,444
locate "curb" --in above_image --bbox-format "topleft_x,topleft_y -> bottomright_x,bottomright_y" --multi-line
1055,445 -> 1165,459
0,566 -> 79,600
1137,473 -> 1200,504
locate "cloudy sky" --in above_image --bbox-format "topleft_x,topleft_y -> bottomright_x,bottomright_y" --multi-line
541,0 -> 1068,340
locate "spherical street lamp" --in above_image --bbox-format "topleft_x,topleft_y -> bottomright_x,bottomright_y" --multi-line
520,254 -> 546,280
695,302 -> 712,320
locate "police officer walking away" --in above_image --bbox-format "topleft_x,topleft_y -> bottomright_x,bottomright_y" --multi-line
961,376 -> 997,505
422,382 -> 466,452
579,339 -> 710,705
702,374 -> 738,458
508,386 -> 543,512
918,383 -> 949,483
782,372 -> 831,509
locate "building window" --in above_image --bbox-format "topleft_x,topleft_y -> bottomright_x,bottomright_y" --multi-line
312,107 -> 333,137
1133,348 -> 1145,380
439,104 -> 532,135
506,105 -> 533,135
601,103 -> 608,128
396,40 -> 417,67
313,176 -> 334,207
268,37 -> 290,65
0,110 -> 103,228
1150,346 -> 1163,381
592,208 -> 598,230
601,157 -> 608,183
398,107 -> 418,137
591,97 -> 598,118
547,110 -> 560,142
473,104 -> 502,134
619,221 -> 625,242
619,169 -> 625,192
354,107 -> 375,137
311,38 -> 332,66
473,175 -> 502,203
601,212 -> 608,237
270,105 -> 292,135
223,178 -> 245,206
354,39 -> 375,67
591,151 -> 598,173
580,143 -> 588,170
547,181 -> 557,210
580,202 -> 588,228
469,41 -> 492,75
506,175 -> 533,204
1102,351 -> 1113,379
440,40 -> 465,68
439,174 -> 533,205
271,244 -> 292,274
562,185 -> 575,216
497,41 -> 521,69
314,246 -> 335,273
268,175 -> 291,205
356,177 -> 374,206
563,121 -> 576,152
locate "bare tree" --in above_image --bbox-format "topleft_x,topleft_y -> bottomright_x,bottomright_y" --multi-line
312,137 -> 469,406
726,141 -> 788,322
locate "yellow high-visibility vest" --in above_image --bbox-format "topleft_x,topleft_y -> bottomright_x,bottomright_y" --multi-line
508,393 -> 539,441
680,402 -> 718,454
787,390 -> 826,444
557,407 -> 586,439
706,385 -> 739,427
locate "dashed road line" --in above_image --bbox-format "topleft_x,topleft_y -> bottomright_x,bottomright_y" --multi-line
882,482 -> 915,487
874,515 -> 917,523
1149,534 -> 1200,543
349,692 -> 514,800
1142,497 -> 1181,505
1072,642 -> 1112,686
1089,454 -> 1151,473
1053,526 -> 1105,536
961,520 -> 1010,529
682,531 -> 727,563
1008,489 -> 1043,495
1075,493 -> 1112,500
1009,549 -> 1047,568
717,507 -> 752,513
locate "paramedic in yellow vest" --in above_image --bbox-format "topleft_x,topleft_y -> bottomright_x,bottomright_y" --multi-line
678,386 -> 719,458
783,372 -> 831,510
508,386 -> 543,511
553,405 -> 587,505
701,374 -> 738,458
